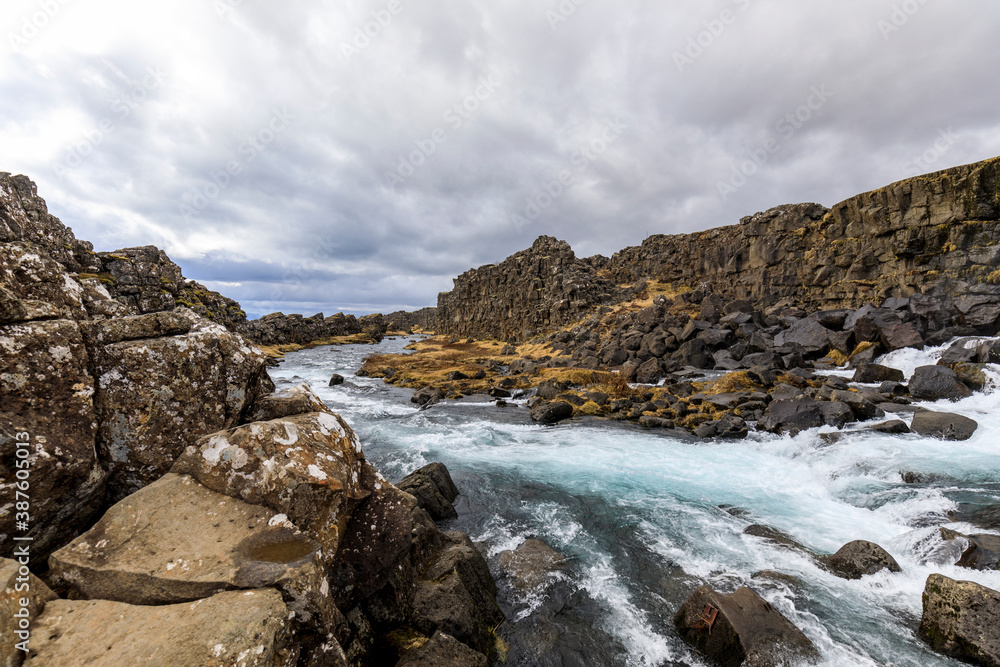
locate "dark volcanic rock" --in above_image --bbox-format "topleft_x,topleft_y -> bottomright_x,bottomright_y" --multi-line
919,574 -> 1000,666
757,399 -> 824,435
869,420 -> 911,434
530,401 -> 574,425
396,631 -> 487,667
398,462 -> 461,522
852,363 -> 904,384
940,528 -> 1000,571
821,540 -> 901,579
911,410 -> 979,441
909,365 -> 973,401
674,585 -> 820,667
329,373 -> 345,386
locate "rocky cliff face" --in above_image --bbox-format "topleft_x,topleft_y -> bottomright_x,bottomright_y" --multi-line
0,173 -> 503,665
244,311 -> 388,346
606,157 -> 1000,310
436,235 -> 627,342
437,157 -> 1000,340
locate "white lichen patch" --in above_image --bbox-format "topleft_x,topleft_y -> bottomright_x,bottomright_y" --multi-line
268,513 -> 293,528
307,464 -> 328,481
201,435 -> 231,465
49,345 -> 72,363
274,422 -> 299,446
315,411 -> 345,438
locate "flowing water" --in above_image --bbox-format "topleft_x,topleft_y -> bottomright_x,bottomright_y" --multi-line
272,336 -> 1000,667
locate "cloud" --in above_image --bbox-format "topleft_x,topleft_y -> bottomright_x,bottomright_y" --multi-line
2,0 -> 999,316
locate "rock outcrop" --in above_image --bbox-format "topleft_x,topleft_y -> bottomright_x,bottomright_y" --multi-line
436,236 -> 627,342
243,311 -> 388,347
437,157 -> 1000,341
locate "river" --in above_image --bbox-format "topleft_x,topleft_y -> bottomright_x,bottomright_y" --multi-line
272,336 -> 1000,667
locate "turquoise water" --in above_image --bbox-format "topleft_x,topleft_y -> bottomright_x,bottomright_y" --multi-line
273,337 -> 1000,667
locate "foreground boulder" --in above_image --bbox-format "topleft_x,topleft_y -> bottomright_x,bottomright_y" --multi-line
674,585 -> 819,666
172,411 -> 367,560
397,462 -> 461,521
26,589 -> 299,667
919,574 -> 1000,666
48,474 -> 340,642
911,410 -> 979,441
820,540 -> 901,579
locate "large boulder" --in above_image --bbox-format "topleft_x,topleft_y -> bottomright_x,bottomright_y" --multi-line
26,589 -> 299,667
757,399 -> 824,435
911,410 -> 979,441
820,541 -> 901,579
90,314 -> 272,501
940,528 -> 1000,571
0,557 -> 57,667
48,474 -> 340,639
397,463 -> 461,522
0,319 -> 107,559
674,585 -> 820,666
171,411 -> 367,560
909,365 -> 973,401
919,574 -> 1000,666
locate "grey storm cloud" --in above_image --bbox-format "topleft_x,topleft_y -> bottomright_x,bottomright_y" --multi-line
2,0 -> 999,317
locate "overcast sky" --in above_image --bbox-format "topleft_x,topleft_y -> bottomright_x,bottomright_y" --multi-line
3,1 -> 999,318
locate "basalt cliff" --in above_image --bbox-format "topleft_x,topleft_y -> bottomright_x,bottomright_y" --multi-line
436,157 -> 1000,342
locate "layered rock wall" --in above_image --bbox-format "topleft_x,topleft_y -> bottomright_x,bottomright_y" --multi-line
437,157 -> 1000,340
606,157 -> 1000,309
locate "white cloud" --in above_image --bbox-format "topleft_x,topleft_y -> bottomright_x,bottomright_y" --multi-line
2,0 -> 999,316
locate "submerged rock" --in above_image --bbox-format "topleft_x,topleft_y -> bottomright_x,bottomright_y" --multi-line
820,540 -> 901,580
919,574 -> 1000,666
497,538 -> 569,592
910,410 -> 979,441
27,589 -> 298,667
674,585 -> 820,666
